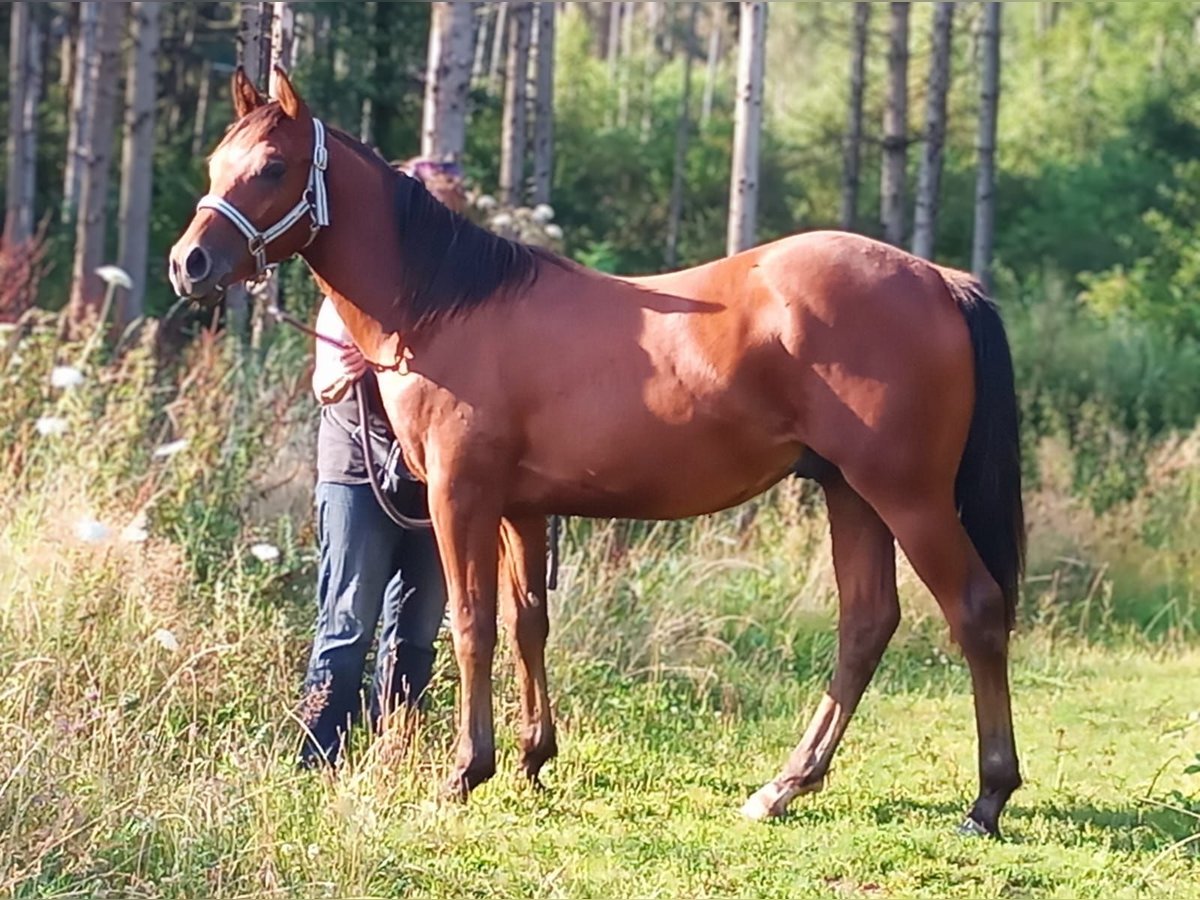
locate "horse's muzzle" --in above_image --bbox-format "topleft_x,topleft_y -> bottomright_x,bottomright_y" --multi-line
168,242 -> 231,304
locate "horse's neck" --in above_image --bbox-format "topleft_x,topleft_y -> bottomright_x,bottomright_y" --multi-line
302,147 -> 407,364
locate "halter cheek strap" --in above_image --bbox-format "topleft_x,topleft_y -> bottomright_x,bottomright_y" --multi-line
196,117 -> 331,275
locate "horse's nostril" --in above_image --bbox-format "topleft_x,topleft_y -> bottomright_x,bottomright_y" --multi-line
184,245 -> 212,282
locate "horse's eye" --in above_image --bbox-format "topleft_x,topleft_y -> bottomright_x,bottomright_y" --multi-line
261,160 -> 286,180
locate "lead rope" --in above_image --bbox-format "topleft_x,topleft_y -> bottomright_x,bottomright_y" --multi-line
265,305 -> 561,589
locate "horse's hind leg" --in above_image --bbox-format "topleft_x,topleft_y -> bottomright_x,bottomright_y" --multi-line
865,485 -> 1021,837
743,474 -> 899,820
499,515 -> 558,785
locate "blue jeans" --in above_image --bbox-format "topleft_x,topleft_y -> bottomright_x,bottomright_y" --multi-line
298,480 -> 447,766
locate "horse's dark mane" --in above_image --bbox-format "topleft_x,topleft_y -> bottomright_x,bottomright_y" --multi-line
327,126 -> 566,333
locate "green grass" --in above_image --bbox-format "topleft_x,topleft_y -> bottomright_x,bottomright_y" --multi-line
5,623 -> 1198,898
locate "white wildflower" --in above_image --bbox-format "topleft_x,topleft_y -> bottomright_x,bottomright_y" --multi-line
95,265 -> 133,290
75,518 -> 111,543
50,365 -> 85,389
532,203 -> 555,224
475,194 -> 498,211
121,524 -> 149,543
250,543 -> 280,563
306,843 -> 320,860
35,416 -> 68,436
122,511 -> 149,543
152,628 -> 179,652
153,439 -> 189,458
490,212 -> 513,230
544,223 -> 564,241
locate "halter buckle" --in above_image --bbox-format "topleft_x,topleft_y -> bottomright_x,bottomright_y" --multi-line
314,144 -> 328,171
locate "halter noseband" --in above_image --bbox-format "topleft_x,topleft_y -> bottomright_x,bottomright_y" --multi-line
196,117 -> 331,276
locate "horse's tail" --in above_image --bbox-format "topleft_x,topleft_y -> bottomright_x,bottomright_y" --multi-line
941,269 -> 1026,630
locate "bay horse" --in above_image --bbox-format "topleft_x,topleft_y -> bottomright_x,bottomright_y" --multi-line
169,69 -> 1026,837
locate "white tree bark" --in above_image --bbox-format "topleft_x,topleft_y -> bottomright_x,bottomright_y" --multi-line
531,0 -> 556,205
4,1 -> 39,245
360,2 -> 377,145
58,3 -> 76,91
116,0 -> 161,328
912,2 -> 955,260
667,3 -> 700,269
191,61 -> 213,156
62,1 -> 98,225
839,1 -> 870,231
727,1 -> 767,256
68,0 -> 125,328
18,11 -> 43,243
617,0 -> 635,128
500,1 -> 533,208
701,5 -> 723,128
230,1 -> 271,341
880,1 -> 910,246
269,0 -> 295,96
238,1 -> 267,89
972,2 -> 1002,289
472,2 -> 492,85
488,1 -> 508,95
421,1 -> 475,161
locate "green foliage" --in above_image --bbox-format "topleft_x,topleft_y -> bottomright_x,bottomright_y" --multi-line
1081,160 -> 1200,342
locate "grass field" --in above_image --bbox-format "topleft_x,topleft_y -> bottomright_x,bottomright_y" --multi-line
2,325 -> 1198,898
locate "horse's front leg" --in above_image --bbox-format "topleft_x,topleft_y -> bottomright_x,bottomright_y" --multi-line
428,476 -> 501,799
499,515 -> 557,786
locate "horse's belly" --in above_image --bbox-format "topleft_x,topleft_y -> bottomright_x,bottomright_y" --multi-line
508,422 -> 802,519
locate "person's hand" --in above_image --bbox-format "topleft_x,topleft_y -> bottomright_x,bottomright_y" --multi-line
314,341 -> 368,405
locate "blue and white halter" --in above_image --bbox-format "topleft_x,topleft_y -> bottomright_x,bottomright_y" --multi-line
195,117 -> 331,276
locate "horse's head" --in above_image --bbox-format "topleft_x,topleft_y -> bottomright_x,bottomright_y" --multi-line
169,67 -> 327,303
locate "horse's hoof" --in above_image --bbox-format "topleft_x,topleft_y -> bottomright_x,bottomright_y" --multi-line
956,816 -> 997,839
741,776 -> 824,821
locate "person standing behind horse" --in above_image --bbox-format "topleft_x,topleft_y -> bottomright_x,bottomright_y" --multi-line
296,158 -> 465,769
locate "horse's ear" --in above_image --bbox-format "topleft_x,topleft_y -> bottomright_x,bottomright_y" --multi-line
273,66 -> 307,119
231,66 -> 265,118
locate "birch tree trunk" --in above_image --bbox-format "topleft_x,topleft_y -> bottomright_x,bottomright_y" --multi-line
4,1 -> 37,245
4,1 -> 29,239
421,1 -> 475,161
67,0 -> 125,330
700,4 -> 723,128
269,1 -> 295,95
191,61 -> 213,156
839,1 -> 870,231
62,1 -> 98,225
500,1 -> 532,208
972,2 -> 1002,290
666,3 -> 699,269
912,1 -> 955,260
230,1 -> 270,341
488,1 -> 508,95
58,2 -> 77,91
726,1 -> 767,256
617,0 -> 635,128
880,1 -> 909,246
472,3 -> 492,85
18,9 -> 43,243
116,0 -> 161,329
238,1 -> 267,89
531,0 -> 556,205
359,2 -> 377,144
